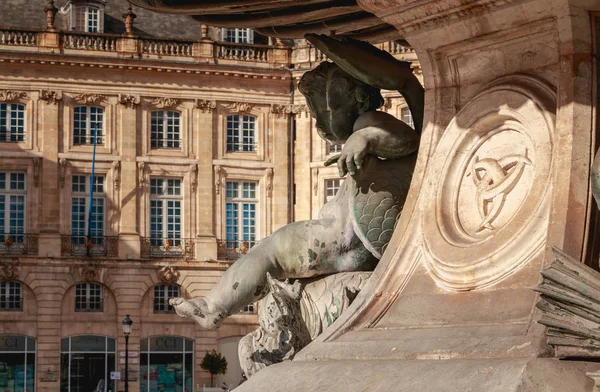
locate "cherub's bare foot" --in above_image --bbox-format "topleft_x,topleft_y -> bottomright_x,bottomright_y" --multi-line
169,297 -> 225,330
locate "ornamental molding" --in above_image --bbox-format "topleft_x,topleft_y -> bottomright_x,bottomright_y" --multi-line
195,99 -> 216,113
0,90 -> 27,102
222,101 -> 255,114
265,168 -> 274,198
74,93 -> 105,105
214,165 -> 222,195
79,265 -> 99,282
157,265 -> 180,285
112,161 -> 121,190
138,161 -> 146,189
118,94 -> 140,109
39,89 -> 63,105
33,158 -> 41,188
59,158 -> 68,188
152,97 -> 180,109
0,261 -> 19,281
270,104 -> 309,118
190,164 -> 198,193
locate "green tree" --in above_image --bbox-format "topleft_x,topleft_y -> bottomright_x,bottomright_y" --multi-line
200,349 -> 228,387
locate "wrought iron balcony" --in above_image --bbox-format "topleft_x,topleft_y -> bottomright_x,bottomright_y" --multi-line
217,239 -> 256,261
60,235 -> 119,257
140,237 -> 195,259
0,233 -> 38,255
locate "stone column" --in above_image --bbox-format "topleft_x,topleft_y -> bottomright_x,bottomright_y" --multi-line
292,103 -> 313,221
271,111 -> 291,231
195,100 -> 217,260
37,94 -> 61,257
117,95 -> 140,258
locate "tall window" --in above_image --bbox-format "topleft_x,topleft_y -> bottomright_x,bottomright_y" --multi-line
0,172 -> 26,243
60,335 -> 115,392
154,284 -> 180,313
75,283 -> 102,312
401,107 -> 414,128
73,106 -> 103,145
328,144 -> 343,154
223,28 -> 253,43
325,178 -> 342,203
226,115 -> 256,152
0,281 -> 22,311
151,110 -> 181,149
75,6 -> 102,33
0,335 -> 36,392
225,181 -> 257,250
0,103 -> 25,142
71,175 -> 104,244
150,178 -> 182,246
140,337 -> 193,392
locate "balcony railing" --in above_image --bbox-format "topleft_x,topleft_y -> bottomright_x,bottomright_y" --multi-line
150,139 -> 182,149
140,37 -> 193,57
63,32 -> 118,52
60,235 -> 119,257
217,239 -> 256,261
0,233 -> 38,255
215,41 -> 269,62
0,28 -> 36,46
140,237 -> 195,259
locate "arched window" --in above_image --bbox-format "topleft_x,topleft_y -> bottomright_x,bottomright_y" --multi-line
0,103 -> 25,142
153,284 -> 180,313
0,335 -> 35,391
226,115 -> 256,152
151,110 -> 181,149
73,106 -> 103,145
60,335 -> 116,392
140,336 -> 193,392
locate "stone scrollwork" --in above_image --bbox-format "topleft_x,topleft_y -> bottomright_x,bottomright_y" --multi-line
112,161 -> 121,190
214,165 -> 222,195
265,168 -> 273,197
74,93 -> 105,105
40,89 -> 62,105
80,265 -> 98,282
195,99 -> 216,113
138,161 -> 146,189
118,94 -> 140,109
223,101 -> 255,114
59,158 -> 67,188
0,90 -> 27,102
152,97 -> 180,109
0,261 -> 20,281
157,265 -> 180,285
421,75 -> 555,291
190,164 -> 198,193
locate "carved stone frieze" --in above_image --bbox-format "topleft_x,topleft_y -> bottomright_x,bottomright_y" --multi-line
0,90 -> 27,102
420,75 -> 555,290
214,165 -> 222,195
59,158 -> 67,188
40,89 -> 63,105
157,265 -> 180,285
33,158 -> 41,188
223,102 -> 255,114
270,104 -> 309,118
112,161 -> 121,190
79,265 -> 99,282
74,93 -> 105,105
195,99 -> 216,113
118,94 -> 140,109
0,261 -> 20,281
152,97 -> 180,109
535,247 -> 600,358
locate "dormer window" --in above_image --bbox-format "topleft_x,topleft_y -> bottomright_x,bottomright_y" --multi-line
67,1 -> 105,33
223,28 -> 254,44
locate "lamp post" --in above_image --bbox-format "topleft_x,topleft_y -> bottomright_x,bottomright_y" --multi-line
122,315 -> 133,392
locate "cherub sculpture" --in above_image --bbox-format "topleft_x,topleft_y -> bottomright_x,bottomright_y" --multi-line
170,35 -> 424,332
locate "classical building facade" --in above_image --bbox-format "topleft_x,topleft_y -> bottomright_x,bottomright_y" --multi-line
0,1 -> 420,391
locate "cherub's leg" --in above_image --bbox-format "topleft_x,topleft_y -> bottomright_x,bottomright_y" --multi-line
169,210 -> 372,329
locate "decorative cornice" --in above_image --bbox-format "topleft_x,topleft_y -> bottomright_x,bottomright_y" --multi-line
190,164 -> 198,193
58,158 -> 67,188
152,97 -> 180,109
74,93 -> 105,105
0,90 -> 27,102
223,102 -> 255,114
112,161 -> 121,190
157,265 -> 180,285
39,89 -> 62,105
33,157 -> 41,188
195,99 -> 216,113
118,94 -> 140,109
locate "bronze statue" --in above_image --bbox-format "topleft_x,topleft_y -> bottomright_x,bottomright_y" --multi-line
170,36 -> 424,334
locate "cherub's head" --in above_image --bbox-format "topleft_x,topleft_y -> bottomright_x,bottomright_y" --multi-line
298,62 -> 384,144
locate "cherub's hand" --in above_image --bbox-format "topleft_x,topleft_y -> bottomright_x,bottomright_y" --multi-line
324,133 -> 369,177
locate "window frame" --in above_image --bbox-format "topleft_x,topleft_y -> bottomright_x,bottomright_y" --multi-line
150,110 -> 182,149
153,284 -> 180,314
0,103 -> 26,143
225,180 -> 258,249
73,106 -> 104,146
226,114 -> 257,152
0,172 -> 27,239
74,282 -> 103,312
70,174 -> 105,242
222,28 -> 254,44
72,4 -> 104,33
149,177 -> 183,245
401,106 -> 414,129
324,178 -> 342,204
0,281 -> 22,311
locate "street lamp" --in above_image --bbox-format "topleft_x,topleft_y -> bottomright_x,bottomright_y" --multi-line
122,315 -> 133,392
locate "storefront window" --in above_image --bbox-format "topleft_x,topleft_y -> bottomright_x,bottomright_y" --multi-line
0,335 -> 35,392
140,336 -> 193,392
60,335 -> 115,392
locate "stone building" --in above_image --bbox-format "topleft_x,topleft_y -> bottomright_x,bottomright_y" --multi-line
0,1 -> 420,391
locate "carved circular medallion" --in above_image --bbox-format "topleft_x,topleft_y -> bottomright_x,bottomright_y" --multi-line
421,75 -> 555,290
